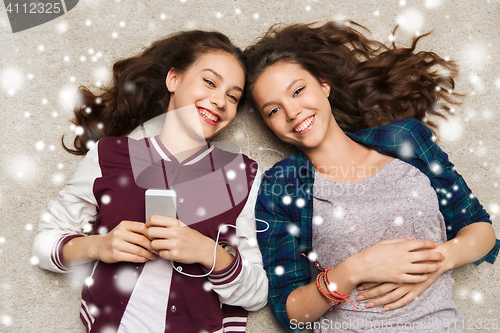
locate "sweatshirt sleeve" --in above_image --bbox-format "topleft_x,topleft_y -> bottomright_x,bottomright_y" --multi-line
206,169 -> 269,311
32,142 -> 102,273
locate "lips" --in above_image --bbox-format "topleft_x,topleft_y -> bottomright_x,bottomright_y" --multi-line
197,107 -> 220,125
293,115 -> 315,134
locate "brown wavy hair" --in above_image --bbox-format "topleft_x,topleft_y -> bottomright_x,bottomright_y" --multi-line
244,21 -> 459,134
64,30 -> 245,155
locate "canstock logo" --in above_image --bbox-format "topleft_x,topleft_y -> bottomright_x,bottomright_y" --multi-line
3,0 -> 79,33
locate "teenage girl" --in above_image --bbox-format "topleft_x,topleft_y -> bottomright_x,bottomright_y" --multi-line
33,30 -> 268,333
245,22 -> 498,332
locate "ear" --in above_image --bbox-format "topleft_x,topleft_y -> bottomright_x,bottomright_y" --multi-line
165,68 -> 180,93
320,79 -> 331,98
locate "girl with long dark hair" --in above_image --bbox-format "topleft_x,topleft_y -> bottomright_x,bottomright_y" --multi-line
245,21 -> 498,332
33,30 -> 268,333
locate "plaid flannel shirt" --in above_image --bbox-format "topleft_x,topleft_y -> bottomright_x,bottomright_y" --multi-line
255,118 -> 499,332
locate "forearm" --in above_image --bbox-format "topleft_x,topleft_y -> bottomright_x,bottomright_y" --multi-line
437,222 -> 496,270
62,235 -> 102,266
208,244 -> 268,311
199,239 -> 235,271
286,259 -> 356,323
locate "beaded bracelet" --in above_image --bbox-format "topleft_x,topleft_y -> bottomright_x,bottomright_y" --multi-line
302,253 -> 359,310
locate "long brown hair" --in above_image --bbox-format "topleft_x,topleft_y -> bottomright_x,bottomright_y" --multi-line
64,30 -> 245,155
244,21 -> 459,134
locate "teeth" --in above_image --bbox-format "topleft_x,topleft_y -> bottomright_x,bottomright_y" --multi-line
294,116 -> 314,132
199,109 -> 218,122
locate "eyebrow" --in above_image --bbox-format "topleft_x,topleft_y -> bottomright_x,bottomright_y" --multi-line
202,69 -> 243,92
261,79 -> 304,110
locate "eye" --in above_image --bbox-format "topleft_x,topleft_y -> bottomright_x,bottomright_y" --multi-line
293,86 -> 304,97
228,94 -> 239,103
268,107 -> 280,117
203,78 -> 216,87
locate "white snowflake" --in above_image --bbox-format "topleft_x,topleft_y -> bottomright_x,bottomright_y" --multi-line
424,0 -> 443,9
226,170 -> 236,180
98,226 -> 108,235
327,281 -> 338,293
56,21 -> 68,33
471,291 -> 483,303
35,141 -> 45,151
488,203 -> 499,215
74,126 -> 84,136
394,216 -> 404,226
399,142 -> 414,158
275,266 -> 284,275
333,206 -> 345,219
30,256 -> 40,265
94,66 -> 110,83
1,67 -> 24,95
86,140 -> 96,150
101,194 -> 111,205
287,224 -> 300,236
114,268 -> 138,293
253,13 -> 260,20
85,277 -> 94,287
429,162 -> 442,174
59,85 -> 78,110
89,304 -> 100,317
282,195 -> 292,205
25,223 -> 33,231
313,216 -> 324,225
396,8 -> 424,34
1,315 -> 13,326
203,282 -> 212,292
196,207 -> 206,217
296,198 -> 305,208
463,44 -> 487,71
307,251 -> 318,261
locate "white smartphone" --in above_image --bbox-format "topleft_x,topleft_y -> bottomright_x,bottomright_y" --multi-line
145,189 -> 177,220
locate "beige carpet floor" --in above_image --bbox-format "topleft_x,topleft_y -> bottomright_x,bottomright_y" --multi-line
0,1 -> 499,332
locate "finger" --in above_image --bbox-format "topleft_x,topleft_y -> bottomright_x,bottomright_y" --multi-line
121,221 -> 149,237
399,273 -> 431,284
121,231 -> 158,255
366,287 -> 408,308
114,252 -> 150,263
383,291 -> 417,311
404,239 -> 438,251
147,226 -> 179,240
158,249 -> 174,261
151,239 -> 177,252
405,262 -> 441,275
117,241 -> 157,261
145,215 -> 180,228
357,282 -> 381,291
409,250 -> 444,263
357,283 -> 399,300
379,238 -> 410,245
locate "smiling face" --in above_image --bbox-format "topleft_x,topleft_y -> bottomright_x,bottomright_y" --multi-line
252,61 -> 339,152
166,51 -> 245,141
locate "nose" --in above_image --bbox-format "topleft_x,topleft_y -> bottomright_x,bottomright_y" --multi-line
284,103 -> 301,121
210,90 -> 226,110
